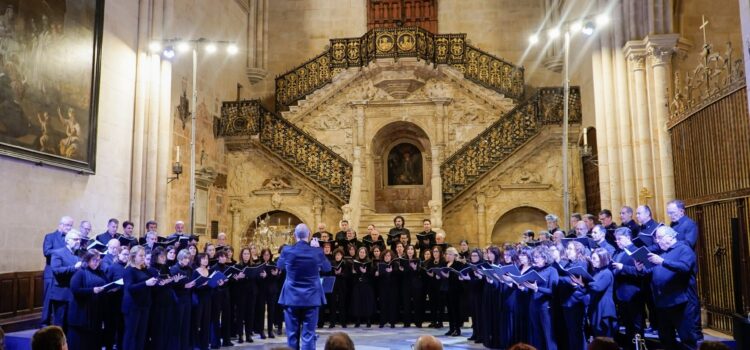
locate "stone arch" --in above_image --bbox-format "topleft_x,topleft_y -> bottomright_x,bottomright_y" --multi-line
370,121 -> 432,213
242,209 -> 308,250
490,206 -> 549,244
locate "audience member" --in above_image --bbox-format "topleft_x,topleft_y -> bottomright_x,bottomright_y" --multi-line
508,343 -> 537,350
587,337 -> 619,350
31,326 -> 68,350
324,332 -> 355,350
414,335 -> 443,350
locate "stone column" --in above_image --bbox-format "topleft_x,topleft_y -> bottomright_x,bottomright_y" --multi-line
245,0 -> 269,84
430,145 -> 443,228
599,27 -> 623,210
312,197 -> 324,227
229,201 -> 242,252
350,101 -> 367,216
432,98 -> 450,146
647,35 -> 679,213
624,41 -> 655,206
591,41 -> 612,208
475,194 -> 488,247
612,7 -> 637,208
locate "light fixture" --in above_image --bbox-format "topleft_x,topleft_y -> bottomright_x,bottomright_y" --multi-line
528,34 -> 539,45
205,43 -> 217,54
570,21 -> 583,34
547,27 -> 561,40
227,44 -> 239,55
148,41 -> 162,53
177,41 -> 191,53
596,14 -> 610,27
162,46 -> 175,59
582,21 -> 595,36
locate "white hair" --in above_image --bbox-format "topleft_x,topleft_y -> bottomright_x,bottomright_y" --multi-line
294,223 -> 310,240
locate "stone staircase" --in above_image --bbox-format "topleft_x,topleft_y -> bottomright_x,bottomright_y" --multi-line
357,212 -> 429,238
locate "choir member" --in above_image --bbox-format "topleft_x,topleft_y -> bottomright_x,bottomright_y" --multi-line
257,248 -> 280,339
611,227 -> 645,346
334,220 -> 350,242
598,209 -> 618,246
401,245 -> 424,328
526,245 -> 559,350
635,225 -> 698,350
416,219 -> 437,256
499,246 -> 522,348
147,247 -> 179,350
635,205 -> 661,333
592,225 -> 616,256
100,239 -> 121,271
568,213 -> 582,237
313,223 -> 330,239
273,245 -> 286,336
43,216 -> 73,327
233,248 -> 256,343
375,249 -> 399,328
667,199 -> 703,341
187,243 -> 198,259
122,245 -> 158,350
165,246 -> 177,267
462,248 -> 484,343
210,250 -> 234,347
191,253 -> 213,350
387,216 -> 410,251
68,250 -> 108,350
96,218 -> 120,245
104,246 -> 128,350
169,249 -> 196,350
49,230 -> 83,331
364,225 -> 386,250
480,245 -> 504,347
620,206 -> 640,238
205,243 -> 217,266
558,241 -> 590,350
513,247 -> 533,345
328,248 -> 350,328
574,248 -> 617,338
457,240 -> 470,263
425,246 -> 445,328
350,246 -> 375,327
439,247 -> 465,336
545,214 -> 564,237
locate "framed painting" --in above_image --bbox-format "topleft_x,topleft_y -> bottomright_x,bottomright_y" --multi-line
387,142 -> 423,186
0,0 -> 104,173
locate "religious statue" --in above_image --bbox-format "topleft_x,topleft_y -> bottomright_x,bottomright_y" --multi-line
262,176 -> 292,190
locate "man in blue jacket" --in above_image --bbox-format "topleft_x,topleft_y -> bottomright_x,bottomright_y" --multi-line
42,216 -> 74,326
50,230 -> 83,331
277,224 -> 332,350
636,225 -> 698,350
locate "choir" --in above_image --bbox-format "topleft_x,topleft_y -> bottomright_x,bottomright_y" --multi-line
39,201 -> 701,350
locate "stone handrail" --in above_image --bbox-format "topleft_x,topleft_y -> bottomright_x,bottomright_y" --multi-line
218,100 -> 353,202
275,26 -> 525,111
440,87 -> 581,204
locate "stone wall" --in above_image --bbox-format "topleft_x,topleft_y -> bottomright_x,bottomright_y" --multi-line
0,0 -> 140,273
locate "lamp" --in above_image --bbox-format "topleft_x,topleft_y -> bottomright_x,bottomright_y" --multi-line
528,12 -> 609,230
151,37 -> 238,234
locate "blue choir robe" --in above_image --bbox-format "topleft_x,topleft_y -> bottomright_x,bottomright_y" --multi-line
50,247 -> 80,302
69,266 -> 108,350
670,216 -> 699,250
587,268 -> 617,337
528,265 -> 559,350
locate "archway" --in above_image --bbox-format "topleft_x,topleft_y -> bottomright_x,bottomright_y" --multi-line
491,206 -> 548,244
370,121 -> 432,213
244,210 -> 304,252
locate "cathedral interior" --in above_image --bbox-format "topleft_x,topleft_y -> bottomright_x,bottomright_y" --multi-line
1,0 -> 749,346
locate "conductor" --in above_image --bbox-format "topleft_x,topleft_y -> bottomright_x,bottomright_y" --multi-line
277,223 -> 332,350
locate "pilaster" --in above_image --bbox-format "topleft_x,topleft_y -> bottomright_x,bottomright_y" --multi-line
475,194 -> 487,247
624,40 -> 655,207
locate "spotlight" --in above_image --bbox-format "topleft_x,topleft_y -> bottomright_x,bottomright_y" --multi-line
582,22 -> 595,36
547,27 -> 561,40
227,44 -> 239,55
570,21 -> 583,34
148,41 -> 162,53
528,34 -> 539,45
177,41 -> 191,53
205,43 -> 217,54
596,14 -> 610,27
162,46 -> 175,59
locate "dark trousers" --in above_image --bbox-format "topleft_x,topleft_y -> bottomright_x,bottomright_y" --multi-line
192,296 -> 212,350
235,291 -> 256,339
122,307 -> 150,350
284,306 -> 319,350
211,290 -> 232,346
41,277 -> 53,325
68,326 -> 101,350
169,302 -> 192,350
529,301 -> 557,350
102,301 -> 123,350
562,305 -> 586,350
687,283 -> 703,340
49,299 -> 68,331
656,303 -> 697,350
429,288 -> 445,324
446,291 -> 463,331
617,298 -> 644,348
148,305 -> 171,350
402,285 -> 424,326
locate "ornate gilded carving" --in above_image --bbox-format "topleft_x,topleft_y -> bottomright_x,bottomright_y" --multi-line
441,87 -> 581,204
275,27 -> 524,111
219,100 -> 353,203
669,41 -> 745,126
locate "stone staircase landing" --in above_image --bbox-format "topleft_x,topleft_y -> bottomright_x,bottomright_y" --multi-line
357,212 -> 430,238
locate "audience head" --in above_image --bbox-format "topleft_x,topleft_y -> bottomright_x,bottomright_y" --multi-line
698,341 -> 731,350
324,332 -> 355,350
414,335 -> 443,350
587,337 -> 618,350
31,325 -> 67,350
509,343 -> 537,350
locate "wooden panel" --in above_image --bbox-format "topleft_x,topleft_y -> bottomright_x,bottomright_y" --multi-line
670,86 -> 750,335
0,271 -> 44,320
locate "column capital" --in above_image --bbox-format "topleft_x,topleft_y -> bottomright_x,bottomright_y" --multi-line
624,41 -> 648,71
644,34 -> 693,67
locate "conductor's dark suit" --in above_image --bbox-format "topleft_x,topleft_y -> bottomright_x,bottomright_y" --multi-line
277,240 -> 331,350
